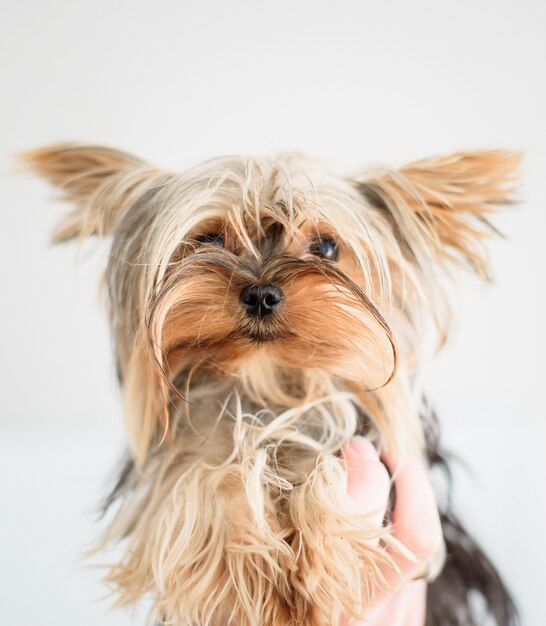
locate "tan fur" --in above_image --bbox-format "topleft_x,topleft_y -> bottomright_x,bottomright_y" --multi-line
22,144 -> 521,626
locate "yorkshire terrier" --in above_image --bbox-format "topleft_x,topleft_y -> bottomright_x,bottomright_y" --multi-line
24,144 -> 521,626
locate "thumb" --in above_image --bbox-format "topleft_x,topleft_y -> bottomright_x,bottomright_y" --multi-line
343,436 -> 391,526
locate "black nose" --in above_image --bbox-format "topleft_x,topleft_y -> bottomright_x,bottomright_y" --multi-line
241,284 -> 283,317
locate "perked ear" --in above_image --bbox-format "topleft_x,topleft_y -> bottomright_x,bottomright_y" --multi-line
21,143 -> 170,242
357,150 -> 523,278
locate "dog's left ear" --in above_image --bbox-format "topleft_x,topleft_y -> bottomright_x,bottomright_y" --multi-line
21,143 -> 169,242
356,150 -> 522,278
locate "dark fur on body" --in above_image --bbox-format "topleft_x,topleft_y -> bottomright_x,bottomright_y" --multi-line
422,406 -> 519,626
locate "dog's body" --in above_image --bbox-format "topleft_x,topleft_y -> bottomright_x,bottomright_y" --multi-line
25,145 -> 520,626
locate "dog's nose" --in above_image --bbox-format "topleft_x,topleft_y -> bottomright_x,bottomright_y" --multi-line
240,284 -> 283,317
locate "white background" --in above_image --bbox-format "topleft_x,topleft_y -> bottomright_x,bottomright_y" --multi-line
1,1 -> 545,624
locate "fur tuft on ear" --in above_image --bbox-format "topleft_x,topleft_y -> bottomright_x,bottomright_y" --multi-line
21,143 -> 170,242
357,150 -> 523,279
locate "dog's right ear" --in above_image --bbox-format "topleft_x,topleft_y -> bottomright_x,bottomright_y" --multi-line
21,143 -> 170,242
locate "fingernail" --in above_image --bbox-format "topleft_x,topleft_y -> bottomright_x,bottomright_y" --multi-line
348,436 -> 379,460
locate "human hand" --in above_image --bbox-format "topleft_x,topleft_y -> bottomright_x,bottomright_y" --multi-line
341,436 -> 443,626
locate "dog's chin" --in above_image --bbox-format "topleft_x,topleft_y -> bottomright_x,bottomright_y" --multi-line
240,317 -> 288,344
242,329 -> 283,344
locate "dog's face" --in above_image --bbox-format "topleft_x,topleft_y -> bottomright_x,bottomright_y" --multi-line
118,164 -> 397,386
24,145 -> 520,462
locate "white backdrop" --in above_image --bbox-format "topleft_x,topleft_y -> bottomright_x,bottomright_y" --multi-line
1,1 -> 544,625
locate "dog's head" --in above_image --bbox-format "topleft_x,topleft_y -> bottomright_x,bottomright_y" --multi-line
24,145 -> 520,462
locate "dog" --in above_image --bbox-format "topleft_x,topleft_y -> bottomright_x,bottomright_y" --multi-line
24,144 -> 521,626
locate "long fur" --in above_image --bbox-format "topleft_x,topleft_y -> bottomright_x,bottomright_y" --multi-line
23,144 -> 521,625
422,405 -> 519,626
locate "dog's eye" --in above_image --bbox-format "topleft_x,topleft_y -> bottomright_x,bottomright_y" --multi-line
195,233 -> 225,247
309,236 -> 339,261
